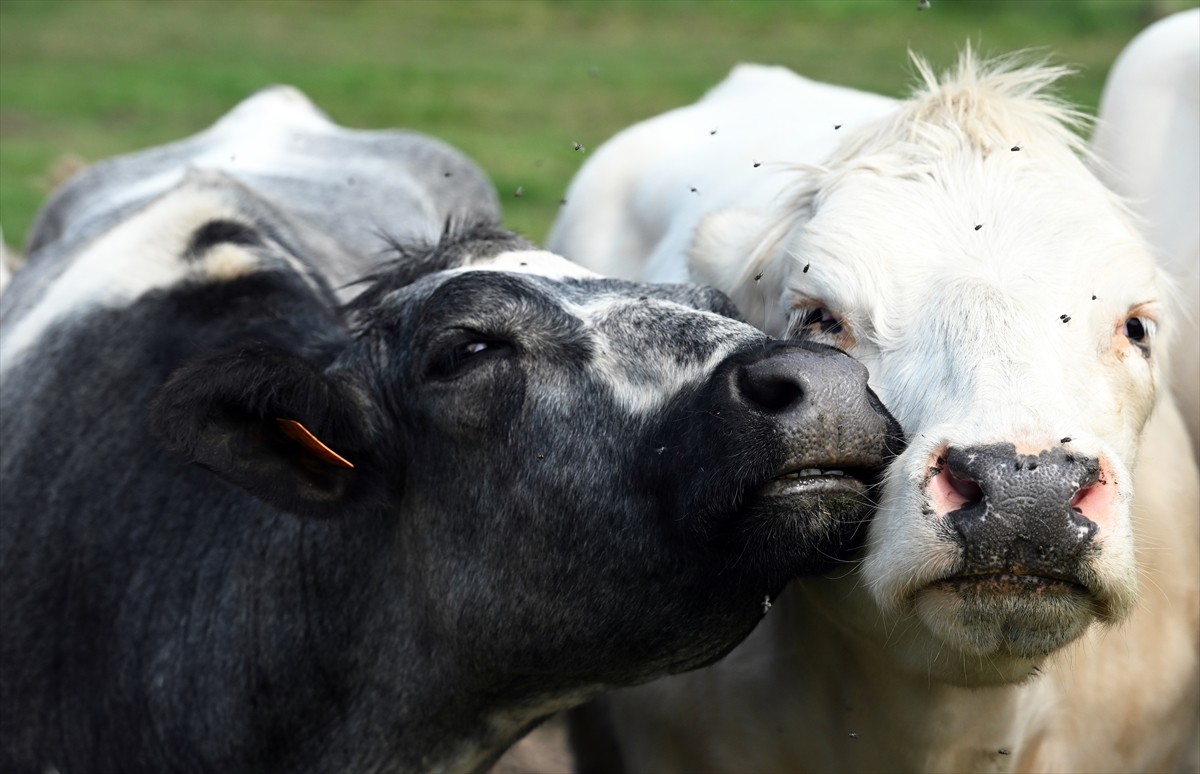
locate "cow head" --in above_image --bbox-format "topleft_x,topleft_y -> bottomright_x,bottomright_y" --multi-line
690,51 -> 1166,685
152,221 -> 902,703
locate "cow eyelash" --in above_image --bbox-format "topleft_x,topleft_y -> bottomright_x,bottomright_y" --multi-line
427,332 -> 517,380
797,307 -> 843,336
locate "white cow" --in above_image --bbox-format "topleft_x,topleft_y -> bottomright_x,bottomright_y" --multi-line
549,50 -> 1200,772
1092,9 -> 1200,461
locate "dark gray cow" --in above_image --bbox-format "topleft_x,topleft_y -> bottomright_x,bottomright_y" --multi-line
0,90 -> 900,773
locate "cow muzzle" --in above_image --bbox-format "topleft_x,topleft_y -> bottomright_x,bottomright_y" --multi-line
916,443 -> 1122,658
700,344 -> 905,578
736,344 -> 902,500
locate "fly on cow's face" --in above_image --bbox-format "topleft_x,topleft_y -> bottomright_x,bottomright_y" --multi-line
573,142 -> 584,152
802,263 -> 810,273
974,224 -> 983,231
834,124 -> 843,130
1011,145 -> 1021,151
1060,437 -> 1072,444
753,161 -> 761,168
754,272 -> 763,282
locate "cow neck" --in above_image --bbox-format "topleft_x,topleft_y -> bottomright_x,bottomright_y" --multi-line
758,581 -> 1056,772
275,510 -> 557,774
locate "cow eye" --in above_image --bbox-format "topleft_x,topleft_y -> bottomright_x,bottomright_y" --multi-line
798,307 -> 843,335
427,333 -> 517,380
787,303 -> 855,350
1123,315 -> 1153,357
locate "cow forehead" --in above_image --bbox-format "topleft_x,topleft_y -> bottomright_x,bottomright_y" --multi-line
790,157 -> 1158,330
426,267 -> 762,415
574,295 -> 760,415
553,280 -> 760,414
773,156 -> 1163,441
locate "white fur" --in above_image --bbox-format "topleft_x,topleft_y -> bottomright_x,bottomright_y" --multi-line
549,52 -> 1200,771
1092,9 -> 1200,461
467,249 -> 601,280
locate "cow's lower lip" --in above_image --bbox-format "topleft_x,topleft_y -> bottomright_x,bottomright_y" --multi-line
934,571 -> 1089,594
755,472 -> 870,499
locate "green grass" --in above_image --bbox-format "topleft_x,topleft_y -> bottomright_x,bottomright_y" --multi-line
2,0 -> 1196,251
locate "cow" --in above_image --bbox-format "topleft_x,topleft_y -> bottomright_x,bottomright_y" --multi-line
549,49 -> 1200,772
11,84 -> 499,302
1092,8 -> 1200,461
0,89 -> 903,772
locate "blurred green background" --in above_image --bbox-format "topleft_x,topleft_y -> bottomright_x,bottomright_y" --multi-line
1,0 -> 1196,252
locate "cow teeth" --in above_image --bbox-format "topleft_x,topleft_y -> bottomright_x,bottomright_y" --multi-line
778,468 -> 846,481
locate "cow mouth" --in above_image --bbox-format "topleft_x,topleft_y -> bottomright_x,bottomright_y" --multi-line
754,464 -> 874,499
914,564 -> 1107,662
934,567 -> 1091,594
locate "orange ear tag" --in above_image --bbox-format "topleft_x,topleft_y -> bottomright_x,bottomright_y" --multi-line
275,418 -> 355,469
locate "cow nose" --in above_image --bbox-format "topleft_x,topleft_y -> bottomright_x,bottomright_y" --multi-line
732,344 -> 900,459
935,444 -> 1106,573
737,355 -> 806,415
736,344 -> 868,418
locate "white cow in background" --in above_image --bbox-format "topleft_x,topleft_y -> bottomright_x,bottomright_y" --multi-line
549,48 -> 1200,772
1093,9 -> 1200,461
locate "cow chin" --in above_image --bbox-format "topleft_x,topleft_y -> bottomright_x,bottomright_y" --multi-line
732,483 -> 875,581
912,579 -> 1096,671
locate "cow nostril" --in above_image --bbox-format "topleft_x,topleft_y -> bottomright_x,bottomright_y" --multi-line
738,369 -> 804,413
1067,479 -> 1105,525
945,467 -> 984,506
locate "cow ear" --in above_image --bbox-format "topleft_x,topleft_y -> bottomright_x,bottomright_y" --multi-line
689,207 -> 793,333
150,346 -> 376,518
